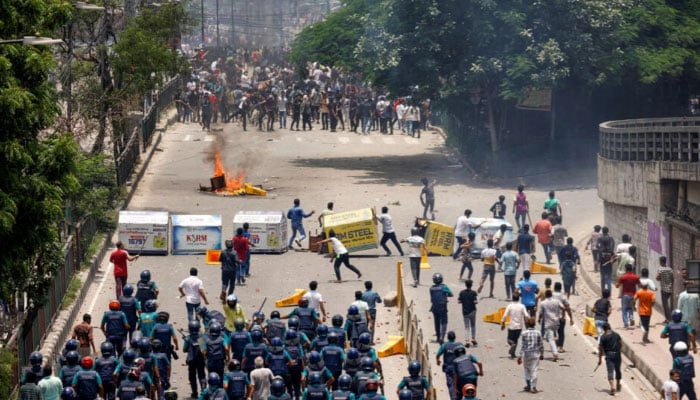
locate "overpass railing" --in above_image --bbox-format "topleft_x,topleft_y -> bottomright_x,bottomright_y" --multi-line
599,117 -> 700,162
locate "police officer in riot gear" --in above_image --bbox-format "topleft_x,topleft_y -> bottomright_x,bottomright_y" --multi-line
135,270 -> 159,304
662,309 -> 697,358
203,321 -> 228,378
224,359 -> 253,400
119,284 -> 141,342
285,329 -> 306,399
429,273 -> 453,344
95,342 -> 118,400
265,310 -> 287,344
183,319 -> 206,398
101,300 -> 130,357
435,331 -> 463,400
672,341 -> 697,400
284,298 -> 322,341
242,329 -> 268,375
396,361 -> 430,400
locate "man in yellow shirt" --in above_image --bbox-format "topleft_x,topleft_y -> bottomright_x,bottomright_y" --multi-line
634,281 -> 655,343
223,295 -> 247,334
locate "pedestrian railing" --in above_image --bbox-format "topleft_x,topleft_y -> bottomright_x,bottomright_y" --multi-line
599,117 -> 700,162
142,75 -> 181,150
396,262 -> 437,398
11,216 -> 103,385
115,126 -> 141,186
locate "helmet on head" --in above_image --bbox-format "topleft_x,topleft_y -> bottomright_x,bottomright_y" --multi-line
408,361 -> 421,376
270,310 -> 281,319
157,311 -> 169,322
253,311 -> 265,321
188,319 -> 201,334
122,284 -> 134,296
308,372 -> 323,385
347,305 -> 359,315
366,378 -> 378,392
109,300 -> 120,311
66,351 -> 80,365
251,329 -> 263,342
143,300 -> 157,313
234,318 -> 245,331
123,349 -> 136,364
454,346 -> 466,357
288,316 -> 300,329
270,337 -> 283,347
674,341 -> 689,352
672,309 -> 683,322
447,331 -> 456,341
271,377 -> 286,395
138,337 -> 151,353
411,227 -> 421,236
328,332 -> 338,344
130,335 -> 141,350
61,387 -> 77,400
399,389 -> 413,400
230,359 -> 241,370
226,294 -> 238,307
100,341 -> 114,357
30,351 -> 43,365
133,357 -> 145,371
65,339 -> 79,352
331,314 -> 343,327
207,372 -> 221,387
338,374 -> 352,390
317,324 -> 328,336
360,356 -> 374,371
346,348 -> 359,359
151,339 -> 163,352
80,356 -> 94,369
127,367 -> 141,381
298,298 -> 309,308
432,273 -> 443,284
140,270 -> 151,281
196,306 -> 208,318
463,383 -> 477,397
285,329 -> 298,341
358,332 -> 371,345
308,351 -> 321,364
209,322 -> 222,337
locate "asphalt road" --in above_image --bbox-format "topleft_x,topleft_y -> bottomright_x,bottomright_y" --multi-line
73,117 -> 658,399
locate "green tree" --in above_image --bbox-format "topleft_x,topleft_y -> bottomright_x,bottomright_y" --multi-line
0,0 -> 82,310
289,0 -> 376,76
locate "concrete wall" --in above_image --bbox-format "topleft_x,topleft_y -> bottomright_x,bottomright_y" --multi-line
603,201 -> 650,272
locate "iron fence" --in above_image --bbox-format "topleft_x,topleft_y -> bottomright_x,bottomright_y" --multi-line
142,75 -> 181,150
13,216 -> 99,383
115,127 -> 141,186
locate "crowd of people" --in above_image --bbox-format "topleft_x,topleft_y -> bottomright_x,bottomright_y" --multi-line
174,53 -> 432,138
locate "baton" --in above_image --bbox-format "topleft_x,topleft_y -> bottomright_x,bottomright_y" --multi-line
594,362 -> 601,372
527,212 -> 532,227
134,234 -> 150,261
257,297 -> 267,313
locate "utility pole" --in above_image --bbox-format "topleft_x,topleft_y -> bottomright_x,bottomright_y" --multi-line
201,0 -> 205,45
230,0 -> 234,47
215,0 -> 220,48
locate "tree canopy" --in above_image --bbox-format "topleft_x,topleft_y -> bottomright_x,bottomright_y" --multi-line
0,0 -> 81,309
290,0 -> 700,164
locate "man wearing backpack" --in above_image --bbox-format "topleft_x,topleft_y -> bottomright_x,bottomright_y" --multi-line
219,240 -> 239,301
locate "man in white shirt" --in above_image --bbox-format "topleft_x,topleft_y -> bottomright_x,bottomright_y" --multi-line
501,293 -> 528,358
351,290 -> 372,325
178,267 -> 210,321
302,281 -> 327,323
376,206 -> 404,256
661,369 -> 680,400
453,209 -> 483,260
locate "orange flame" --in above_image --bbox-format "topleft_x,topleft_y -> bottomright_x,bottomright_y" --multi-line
213,151 -> 245,190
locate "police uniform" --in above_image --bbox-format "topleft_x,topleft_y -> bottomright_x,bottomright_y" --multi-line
436,341 -> 462,400
429,283 -> 452,343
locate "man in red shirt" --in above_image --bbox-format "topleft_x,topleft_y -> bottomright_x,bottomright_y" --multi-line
233,228 -> 255,286
616,264 -> 640,329
532,212 -> 553,264
109,241 -> 138,298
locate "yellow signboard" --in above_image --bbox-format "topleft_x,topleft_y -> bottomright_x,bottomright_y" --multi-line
424,221 -> 455,256
323,208 -> 378,253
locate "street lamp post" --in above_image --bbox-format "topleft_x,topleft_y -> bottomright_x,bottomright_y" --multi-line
201,0 -> 205,45
215,0 -> 220,48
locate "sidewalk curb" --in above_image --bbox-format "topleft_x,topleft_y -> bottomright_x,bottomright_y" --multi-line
576,235 -> 664,391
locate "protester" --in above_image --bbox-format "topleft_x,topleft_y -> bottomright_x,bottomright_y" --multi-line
518,317 -> 543,394
376,206 -> 404,257
109,241 -> 139,299
458,280 -> 478,347
319,230 -> 362,283
501,293 -> 528,358
598,322 -> 623,396
288,199 -> 315,249
657,256 -> 675,322
178,267 -> 210,321
72,313 -> 96,358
